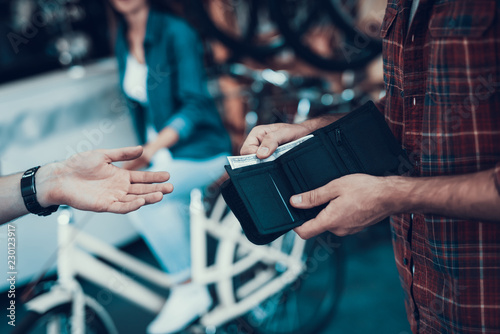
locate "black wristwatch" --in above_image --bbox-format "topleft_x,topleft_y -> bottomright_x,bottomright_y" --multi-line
21,166 -> 59,217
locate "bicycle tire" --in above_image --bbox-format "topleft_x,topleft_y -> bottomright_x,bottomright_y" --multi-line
324,0 -> 383,43
242,233 -> 345,334
270,0 -> 381,71
13,302 -> 110,334
187,0 -> 285,61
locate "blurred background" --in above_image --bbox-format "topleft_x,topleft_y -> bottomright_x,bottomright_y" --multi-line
0,0 -> 410,333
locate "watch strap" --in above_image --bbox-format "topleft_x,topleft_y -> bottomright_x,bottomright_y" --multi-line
21,166 -> 59,217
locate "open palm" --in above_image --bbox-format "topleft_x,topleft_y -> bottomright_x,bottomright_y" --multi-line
49,146 -> 173,214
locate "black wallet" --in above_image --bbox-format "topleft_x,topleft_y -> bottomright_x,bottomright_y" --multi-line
221,101 -> 412,245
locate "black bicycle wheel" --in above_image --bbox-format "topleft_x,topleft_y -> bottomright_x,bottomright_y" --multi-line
241,233 -> 344,334
270,0 -> 382,71
13,302 -> 109,334
188,0 -> 285,61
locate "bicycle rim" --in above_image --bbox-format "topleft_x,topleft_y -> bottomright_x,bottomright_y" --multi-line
242,233 -> 344,334
188,0 -> 285,60
270,0 -> 381,71
13,303 -> 109,334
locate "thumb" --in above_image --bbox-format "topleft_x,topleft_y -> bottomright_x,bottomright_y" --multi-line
103,146 -> 143,163
290,182 -> 338,209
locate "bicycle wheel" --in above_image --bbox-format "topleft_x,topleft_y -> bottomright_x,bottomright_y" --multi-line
188,0 -> 285,61
270,0 -> 382,71
13,302 -> 110,334
242,233 -> 344,334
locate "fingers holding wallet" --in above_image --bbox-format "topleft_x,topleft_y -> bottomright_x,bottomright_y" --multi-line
290,180 -> 341,239
291,174 -> 394,239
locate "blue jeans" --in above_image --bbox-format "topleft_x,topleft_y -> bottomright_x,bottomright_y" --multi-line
129,150 -> 228,283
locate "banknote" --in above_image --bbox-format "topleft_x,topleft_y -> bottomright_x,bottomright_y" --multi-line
227,134 -> 314,169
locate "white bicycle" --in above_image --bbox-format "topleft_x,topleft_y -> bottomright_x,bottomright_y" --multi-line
14,189 -> 343,334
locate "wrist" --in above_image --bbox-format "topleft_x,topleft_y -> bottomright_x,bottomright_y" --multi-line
150,128 -> 179,151
160,127 -> 180,147
145,141 -> 160,153
36,162 -> 65,207
301,119 -> 320,133
382,175 -> 417,215
144,141 -> 163,161
293,123 -> 314,138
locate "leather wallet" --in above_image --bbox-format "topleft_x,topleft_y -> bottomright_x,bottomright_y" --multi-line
221,101 -> 412,245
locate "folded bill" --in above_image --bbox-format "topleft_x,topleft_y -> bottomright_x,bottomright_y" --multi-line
228,134 -> 314,169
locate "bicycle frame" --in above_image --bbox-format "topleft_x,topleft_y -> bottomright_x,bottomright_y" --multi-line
45,190 -> 306,331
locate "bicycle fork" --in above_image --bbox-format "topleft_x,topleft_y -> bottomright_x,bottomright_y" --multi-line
57,207 -> 86,334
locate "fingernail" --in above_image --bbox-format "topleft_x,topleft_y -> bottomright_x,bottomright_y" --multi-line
291,195 -> 302,204
257,146 -> 269,155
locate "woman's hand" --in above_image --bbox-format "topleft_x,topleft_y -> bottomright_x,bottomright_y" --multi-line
122,143 -> 159,170
123,127 -> 180,171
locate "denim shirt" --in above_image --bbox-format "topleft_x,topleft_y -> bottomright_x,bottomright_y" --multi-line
115,10 -> 231,159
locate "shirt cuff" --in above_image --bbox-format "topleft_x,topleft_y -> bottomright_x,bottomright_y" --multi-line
166,115 -> 194,141
495,163 -> 500,197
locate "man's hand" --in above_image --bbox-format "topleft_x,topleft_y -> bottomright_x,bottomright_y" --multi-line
240,123 -> 311,159
38,146 -> 173,214
240,114 -> 346,159
290,167 -> 500,239
290,174 -> 396,239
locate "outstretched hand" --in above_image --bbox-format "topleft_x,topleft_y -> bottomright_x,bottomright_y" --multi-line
38,146 -> 173,214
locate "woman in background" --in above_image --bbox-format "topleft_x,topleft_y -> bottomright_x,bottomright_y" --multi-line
108,0 -> 231,333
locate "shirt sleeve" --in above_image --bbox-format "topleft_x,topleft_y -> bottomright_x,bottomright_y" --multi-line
165,20 -> 215,141
165,114 -> 195,140
495,163 -> 500,197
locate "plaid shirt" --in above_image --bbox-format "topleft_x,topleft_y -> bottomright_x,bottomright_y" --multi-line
377,0 -> 500,332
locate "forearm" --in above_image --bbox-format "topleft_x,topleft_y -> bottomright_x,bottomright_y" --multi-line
150,127 -> 180,150
0,172 -> 27,224
0,164 -> 59,225
301,97 -> 384,133
387,168 -> 500,221
302,113 -> 348,133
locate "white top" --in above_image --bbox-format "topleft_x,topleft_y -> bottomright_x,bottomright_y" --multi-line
123,54 -> 159,142
123,53 -> 148,104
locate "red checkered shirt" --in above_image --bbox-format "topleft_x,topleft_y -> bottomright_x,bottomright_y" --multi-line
377,0 -> 500,332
